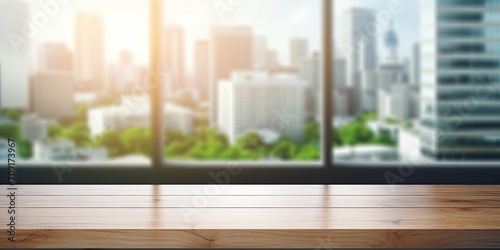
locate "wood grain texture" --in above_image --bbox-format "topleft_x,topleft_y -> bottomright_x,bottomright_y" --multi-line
2,230 -> 500,248
4,195 -> 500,208
1,185 -> 500,248
4,185 -> 500,196
6,207 -> 500,230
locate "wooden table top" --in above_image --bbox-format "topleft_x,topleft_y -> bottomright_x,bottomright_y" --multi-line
1,185 -> 500,248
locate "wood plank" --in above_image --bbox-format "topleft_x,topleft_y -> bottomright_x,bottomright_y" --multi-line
4,195 -> 500,208
2,229 -> 500,248
3,185 -> 500,196
4,208 -> 500,230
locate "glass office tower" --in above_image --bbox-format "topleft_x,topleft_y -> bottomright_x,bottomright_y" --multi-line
420,0 -> 500,161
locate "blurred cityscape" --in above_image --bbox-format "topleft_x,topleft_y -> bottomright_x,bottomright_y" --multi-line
0,0 -> 498,164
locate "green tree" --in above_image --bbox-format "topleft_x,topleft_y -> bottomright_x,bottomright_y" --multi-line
338,121 -> 374,146
0,124 -> 32,158
304,122 -> 320,143
165,141 -> 185,158
48,124 -> 64,139
219,146 -> 241,160
0,124 -> 19,139
2,109 -> 23,122
204,137 -> 227,159
332,128 -> 343,146
360,111 -> 377,122
75,103 -> 88,123
184,141 -> 208,159
62,122 -> 92,147
17,139 -> 32,158
120,127 -> 152,156
96,130 -> 126,157
270,138 -> 298,160
294,142 -> 320,160
236,132 -> 266,152
165,129 -> 185,145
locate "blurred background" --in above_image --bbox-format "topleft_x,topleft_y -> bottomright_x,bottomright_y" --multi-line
1,0 -> 498,165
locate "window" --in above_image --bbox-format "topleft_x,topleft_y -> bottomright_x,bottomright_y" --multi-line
160,0 -> 323,165
0,0 -> 152,167
1,0 -> 500,184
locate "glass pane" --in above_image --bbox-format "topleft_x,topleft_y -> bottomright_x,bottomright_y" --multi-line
333,0 -> 500,164
162,0 -> 322,163
0,0 -> 152,166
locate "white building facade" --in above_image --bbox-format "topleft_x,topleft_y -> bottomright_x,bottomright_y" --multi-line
218,72 -> 307,144
88,96 -> 194,137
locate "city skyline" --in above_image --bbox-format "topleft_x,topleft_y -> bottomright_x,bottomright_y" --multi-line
5,0 -> 421,69
3,0 -> 498,163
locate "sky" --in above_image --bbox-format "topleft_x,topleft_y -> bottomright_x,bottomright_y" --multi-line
162,0 -> 322,73
335,0 -> 421,60
18,0 -> 420,69
28,0 -> 150,66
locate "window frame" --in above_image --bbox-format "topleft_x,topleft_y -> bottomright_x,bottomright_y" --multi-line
3,0 -> 500,185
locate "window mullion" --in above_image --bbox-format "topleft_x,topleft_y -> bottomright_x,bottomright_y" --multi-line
150,0 -> 163,170
322,0 -> 334,168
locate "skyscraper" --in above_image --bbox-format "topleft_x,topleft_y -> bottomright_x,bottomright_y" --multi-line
109,50 -> 139,93
420,0 -> 500,160
38,43 -> 73,72
74,12 -> 105,91
383,20 -> 399,63
209,26 -> 253,127
164,25 -> 185,97
290,37 -> 309,68
30,72 -> 75,120
0,0 -> 31,109
343,8 -> 378,87
334,58 -> 347,92
410,43 -> 420,86
343,8 -> 378,115
253,36 -> 268,70
299,52 -> 321,120
195,40 -> 209,101
266,49 -> 280,70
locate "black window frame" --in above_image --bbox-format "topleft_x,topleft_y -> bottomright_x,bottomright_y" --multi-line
3,0 -> 500,185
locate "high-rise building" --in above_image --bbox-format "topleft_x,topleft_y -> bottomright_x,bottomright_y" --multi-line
218,71 -> 307,144
0,0 -> 31,109
383,20 -> 399,63
334,58 -> 347,92
266,49 -> 280,70
209,26 -> 253,127
290,37 -> 309,68
378,82 -> 416,121
195,40 -> 210,101
253,36 -> 268,70
343,8 -> 378,115
38,43 -> 73,72
343,8 -> 378,88
334,91 -> 349,117
410,43 -> 420,86
299,52 -> 321,120
108,50 -> 139,93
378,62 -> 404,92
419,0 -> 500,160
74,12 -> 105,91
164,25 -> 185,97
30,72 -> 75,120
359,71 -> 378,112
